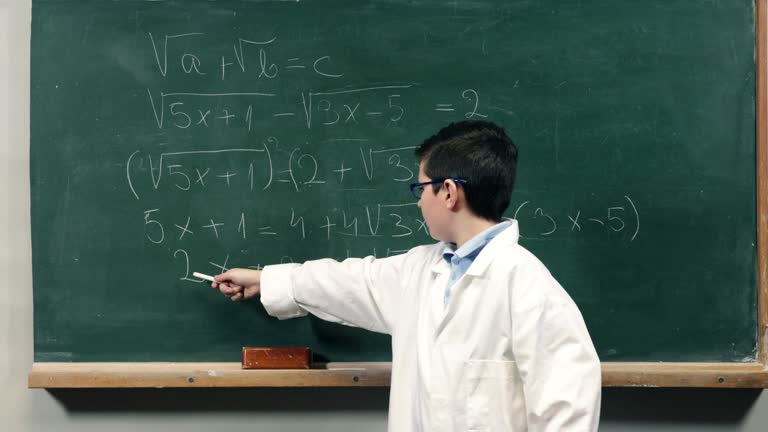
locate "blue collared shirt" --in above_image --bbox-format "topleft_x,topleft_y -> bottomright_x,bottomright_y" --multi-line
442,220 -> 511,306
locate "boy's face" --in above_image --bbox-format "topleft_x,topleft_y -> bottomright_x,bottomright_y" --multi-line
417,161 -> 450,242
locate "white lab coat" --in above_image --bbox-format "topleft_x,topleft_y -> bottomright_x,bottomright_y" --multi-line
260,220 -> 601,432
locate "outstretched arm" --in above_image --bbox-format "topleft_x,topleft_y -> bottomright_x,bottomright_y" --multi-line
209,249 -> 418,335
259,253 -> 410,335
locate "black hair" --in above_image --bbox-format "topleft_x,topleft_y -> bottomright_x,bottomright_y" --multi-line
414,120 -> 518,222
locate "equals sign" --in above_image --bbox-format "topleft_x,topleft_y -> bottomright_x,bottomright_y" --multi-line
435,104 -> 455,112
285,58 -> 306,69
258,226 -> 277,235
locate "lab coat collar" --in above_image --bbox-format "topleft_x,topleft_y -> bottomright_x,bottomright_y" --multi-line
430,219 -> 519,276
430,246 -> 453,275
465,219 -> 519,276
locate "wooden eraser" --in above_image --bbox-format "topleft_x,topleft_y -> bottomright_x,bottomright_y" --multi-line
241,347 -> 312,369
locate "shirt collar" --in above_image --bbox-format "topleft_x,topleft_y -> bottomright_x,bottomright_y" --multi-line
431,219 -> 519,275
442,220 -> 512,263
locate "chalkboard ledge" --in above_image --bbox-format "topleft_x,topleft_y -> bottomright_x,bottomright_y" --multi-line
28,362 -> 392,388
28,362 -> 768,388
600,362 -> 768,388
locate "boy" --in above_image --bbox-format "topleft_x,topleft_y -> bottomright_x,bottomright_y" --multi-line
212,121 -> 601,431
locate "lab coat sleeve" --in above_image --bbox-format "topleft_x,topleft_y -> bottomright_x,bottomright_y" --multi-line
260,252 -> 413,335
512,286 -> 602,431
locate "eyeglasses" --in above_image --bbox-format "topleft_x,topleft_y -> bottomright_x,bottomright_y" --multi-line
409,179 -> 467,199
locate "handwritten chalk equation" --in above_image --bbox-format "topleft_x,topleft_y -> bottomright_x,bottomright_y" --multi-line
166,194 -> 641,284
128,30 -> 641,286
143,32 -> 487,129
513,196 -> 640,242
125,141 -> 424,200
148,33 -> 347,80
173,244 -> 415,284
145,85 -> 487,130
141,203 -> 427,244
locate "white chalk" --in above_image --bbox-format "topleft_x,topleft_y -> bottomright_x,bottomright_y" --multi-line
193,272 -> 215,282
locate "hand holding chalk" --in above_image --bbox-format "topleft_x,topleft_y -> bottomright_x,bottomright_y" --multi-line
196,271 -> 244,300
205,268 -> 262,302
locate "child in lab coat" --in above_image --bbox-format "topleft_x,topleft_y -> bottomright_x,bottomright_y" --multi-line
212,120 -> 601,432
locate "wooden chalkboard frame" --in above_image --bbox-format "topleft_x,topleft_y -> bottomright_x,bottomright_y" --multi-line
28,1 -> 768,389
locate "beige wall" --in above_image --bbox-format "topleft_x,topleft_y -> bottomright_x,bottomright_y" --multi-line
2,1 -> 766,431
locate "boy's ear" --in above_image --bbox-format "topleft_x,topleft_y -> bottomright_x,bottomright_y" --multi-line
443,179 -> 459,209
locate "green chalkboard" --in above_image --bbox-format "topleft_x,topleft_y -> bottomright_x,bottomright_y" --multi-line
32,0 -> 758,363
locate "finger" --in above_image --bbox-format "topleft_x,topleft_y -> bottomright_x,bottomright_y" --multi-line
220,282 -> 236,295
213,271 -> 231,284
218,282 -> 231,295
228,286 -> 243,299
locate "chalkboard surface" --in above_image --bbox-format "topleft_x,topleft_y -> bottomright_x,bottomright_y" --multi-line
32,0 -> 758,362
